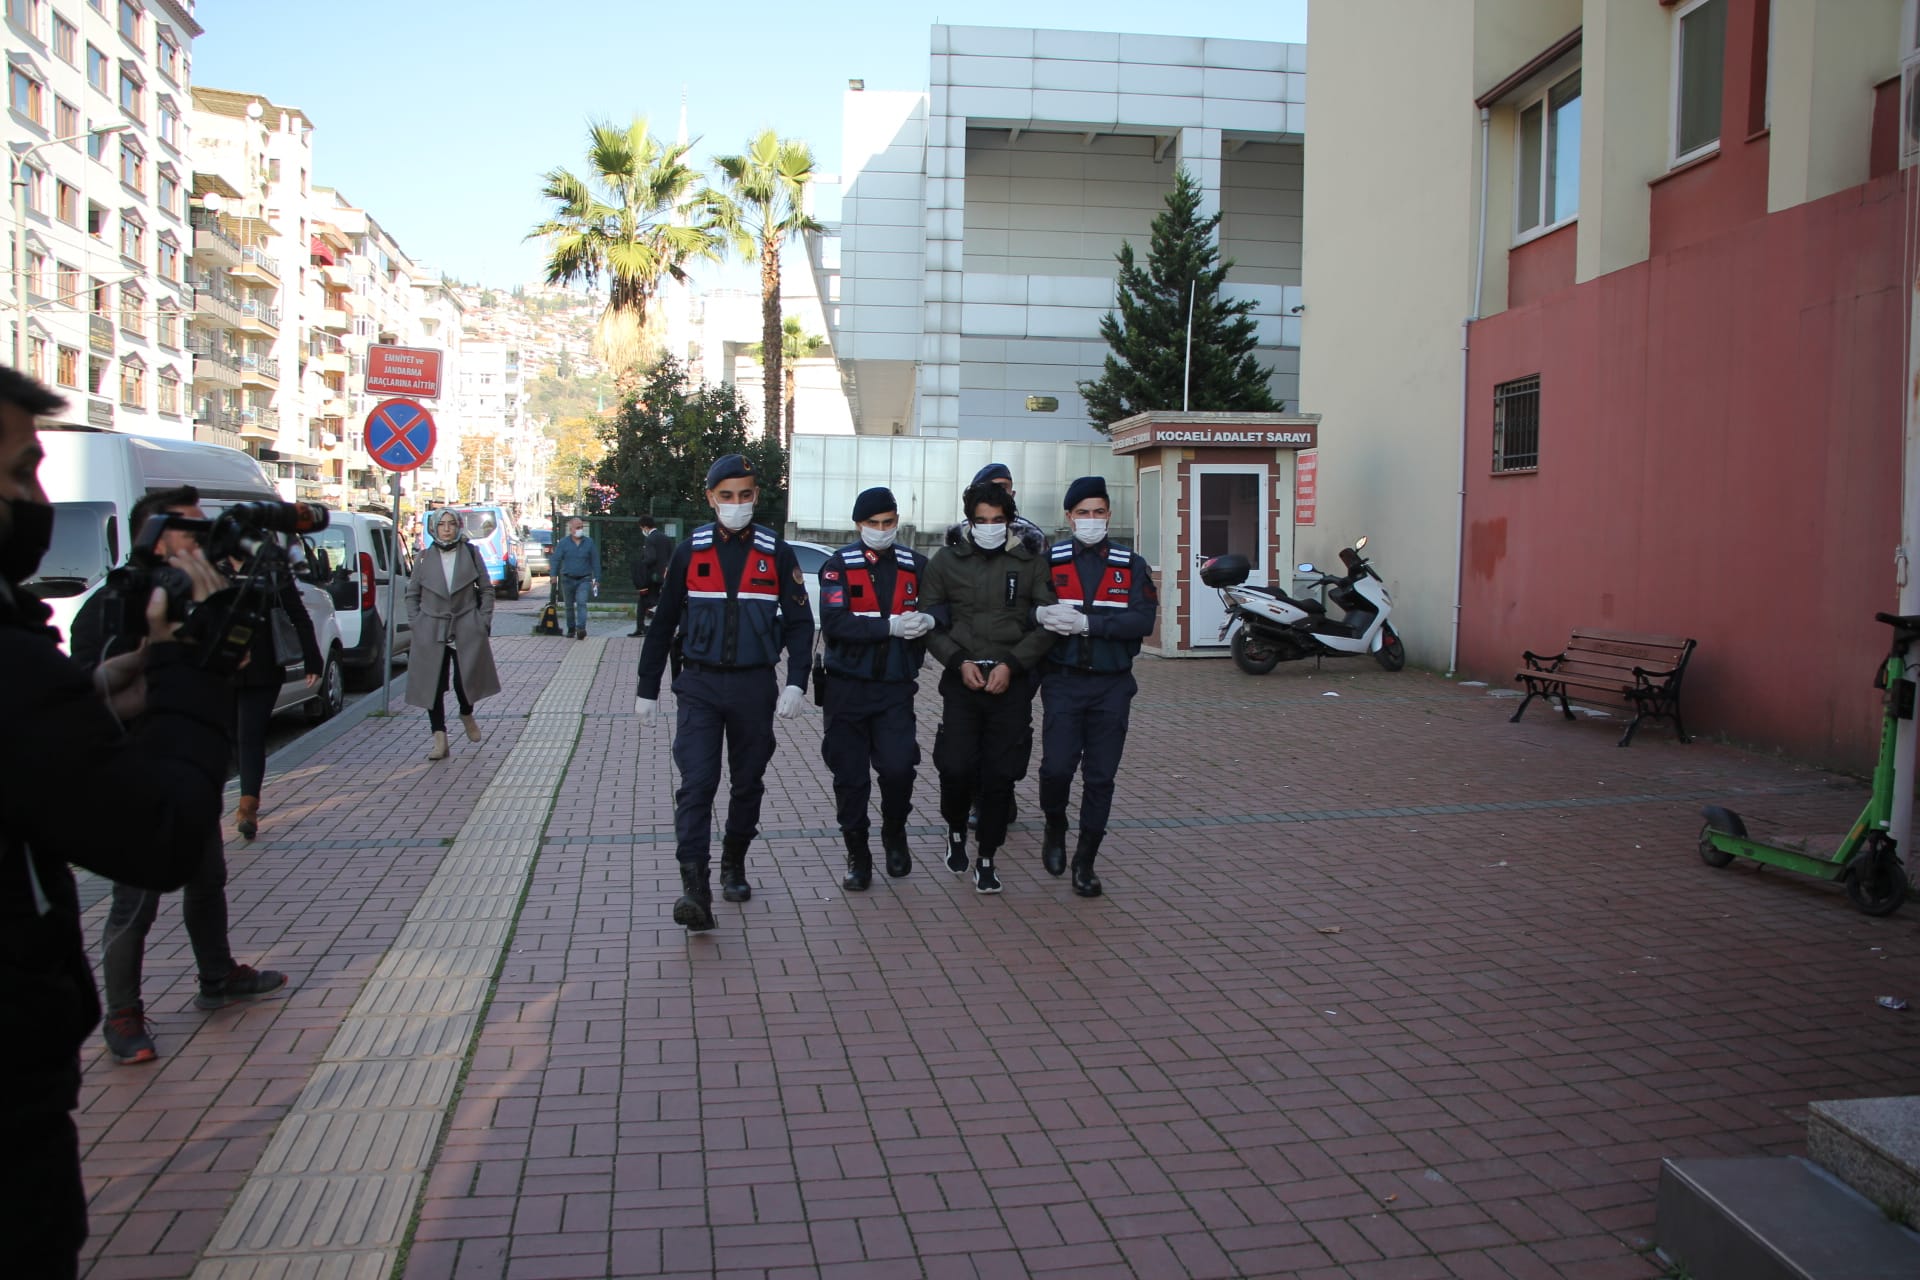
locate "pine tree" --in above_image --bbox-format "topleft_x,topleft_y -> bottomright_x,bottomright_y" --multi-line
1077,167 -> 1278,433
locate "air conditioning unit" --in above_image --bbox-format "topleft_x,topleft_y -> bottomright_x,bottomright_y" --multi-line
1903,50 -> 1920,168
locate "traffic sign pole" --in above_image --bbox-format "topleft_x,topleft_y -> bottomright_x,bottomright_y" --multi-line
384,471 -> 401,716
364,398 -> 437,715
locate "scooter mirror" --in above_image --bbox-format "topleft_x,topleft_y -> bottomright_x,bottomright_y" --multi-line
1355,536 -> 1369,551
1297,563 -> 1316,573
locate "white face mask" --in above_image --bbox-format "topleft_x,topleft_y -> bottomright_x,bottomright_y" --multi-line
970,522 -> 1009,551
1072,518 -> 1109,546
570,528 -> 584,540
860,525 -> 897,550
715,502 -> 755,531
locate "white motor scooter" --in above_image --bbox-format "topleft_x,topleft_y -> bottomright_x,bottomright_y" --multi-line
1200,536 -> 1406,675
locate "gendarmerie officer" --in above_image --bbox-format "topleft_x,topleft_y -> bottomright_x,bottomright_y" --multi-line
635,454 -> 813,931
1034,476 -> 1157,897
818,487 -> 936,890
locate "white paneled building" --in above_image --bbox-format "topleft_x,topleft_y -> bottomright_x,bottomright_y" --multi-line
813,24 -> 1304,442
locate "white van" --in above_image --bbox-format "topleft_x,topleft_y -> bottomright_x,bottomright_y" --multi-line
30,429 -> 348,723
299,509 -> 411,690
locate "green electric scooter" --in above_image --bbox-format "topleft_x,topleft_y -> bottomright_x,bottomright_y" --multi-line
1697,612 -> 1915,916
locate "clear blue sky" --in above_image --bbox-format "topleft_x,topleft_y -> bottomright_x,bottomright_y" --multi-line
194,1 -> 1307,290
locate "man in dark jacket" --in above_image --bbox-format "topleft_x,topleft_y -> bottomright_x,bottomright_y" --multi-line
627,514 -> 673,636
0,368 -> 234,1279
920,480 -> 1057,893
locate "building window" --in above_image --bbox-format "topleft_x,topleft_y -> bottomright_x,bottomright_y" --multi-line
28,337 -> 46,380
118,69 -> 140,121
157,101 -> 176,146
10,66 -> 44,124
157,170 -> 176,214
52,12 -> 73,62
1492,375 -> 1541,473
55,260 -> 76,305
1673,0 -> 1726,163
118,358 -> 144,407
56,344 -> 78,387
119,284 -> 142,335
25,250 -> 44,298
85,43 -> 106,94
6,0 -> 39,35
1516,69 -> 1580,238
154,309 -> 174,347
116,0 -> 136,43
54,96 -> 76,139
15,163 -> 42,214
86,201 -> 105,238
155,32 -> 177,81
119,214 -> 143,263
157,369 -> 179,414
119,139 -> 142,191
157,236 -> 176,280
86,127 -> 105,161
55,179 -> 77,224
89,277 -> 107,315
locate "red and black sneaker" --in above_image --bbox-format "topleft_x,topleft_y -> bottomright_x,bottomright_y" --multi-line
102,1005 -> 157,1065
194,964 -> 289,1011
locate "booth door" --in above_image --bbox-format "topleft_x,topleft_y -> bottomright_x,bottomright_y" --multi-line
1189,465 -> 1267,648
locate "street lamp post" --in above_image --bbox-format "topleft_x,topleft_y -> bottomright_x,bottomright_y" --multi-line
12,125 -> 130,370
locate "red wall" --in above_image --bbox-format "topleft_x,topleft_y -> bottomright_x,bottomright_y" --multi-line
1508,223 -> 1576,310
1460,173 -> 1907,767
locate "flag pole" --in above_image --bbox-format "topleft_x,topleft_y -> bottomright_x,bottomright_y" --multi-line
1182,279 -> 1196,412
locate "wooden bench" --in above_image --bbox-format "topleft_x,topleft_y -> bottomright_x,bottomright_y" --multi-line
1511,629 -> 1697,747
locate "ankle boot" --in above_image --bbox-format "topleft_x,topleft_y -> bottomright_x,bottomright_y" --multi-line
235,796 -> 259,842
1070,831 -> 1104,898
842,832 -> 873,892
1041,813 -> 1068,877
426,731 -> 449,761
882,825 -> 912,878
672,861 -> 716,931
719,837 -> 752,903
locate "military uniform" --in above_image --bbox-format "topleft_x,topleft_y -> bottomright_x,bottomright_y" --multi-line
818,529 -> 930,887
636,456 -> 813,931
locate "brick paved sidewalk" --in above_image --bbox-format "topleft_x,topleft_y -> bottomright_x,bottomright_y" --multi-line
75,635 -> 1920,1280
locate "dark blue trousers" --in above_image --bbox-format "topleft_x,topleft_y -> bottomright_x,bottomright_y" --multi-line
820,678 -> 919,836
1038,669 -> 1137,836
671,666 -> 778,867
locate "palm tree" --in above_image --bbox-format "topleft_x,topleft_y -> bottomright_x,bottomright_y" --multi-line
711,130 -> 823,448
747,317 -> 828,441
529,118 -> 721,385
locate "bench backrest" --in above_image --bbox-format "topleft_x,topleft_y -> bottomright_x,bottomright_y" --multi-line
1565,630 -> 1696,683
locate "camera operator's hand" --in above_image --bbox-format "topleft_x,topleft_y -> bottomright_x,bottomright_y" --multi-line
168,546 -> 227,603
960,660 -> 987,691
985,663 -> 1012,695
93,645 -> 150,721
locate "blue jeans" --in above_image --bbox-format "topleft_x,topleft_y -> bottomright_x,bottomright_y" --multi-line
562,576 -> 592,633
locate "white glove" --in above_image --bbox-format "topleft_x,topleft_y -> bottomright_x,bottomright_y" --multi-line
888,613 -> 913,638
896,611 -> 936,639
1039,604 -> 1090,635
634,697 -> 657,724
776,685 -> 807,718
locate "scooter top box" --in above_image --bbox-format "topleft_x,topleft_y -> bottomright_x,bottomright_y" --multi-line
1200,554 -> 1251,587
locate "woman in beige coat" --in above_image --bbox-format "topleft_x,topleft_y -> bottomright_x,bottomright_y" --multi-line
406,510 -> 502,760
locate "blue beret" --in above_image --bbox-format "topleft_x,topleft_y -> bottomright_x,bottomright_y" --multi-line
705,453 -> 756,489
1063,475 -> 1109,511
972,462 -> 1012,486
851,486 -> 897,522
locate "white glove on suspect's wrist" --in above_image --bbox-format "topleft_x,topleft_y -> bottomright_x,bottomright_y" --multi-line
634,697 -> 657,724
776,685 -> 807,718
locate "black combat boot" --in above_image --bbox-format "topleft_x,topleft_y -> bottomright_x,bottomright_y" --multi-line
843,832 -> 874,892
882,825 -> 912,878
1041,813 -> 1069,877
673,861 -> 716,931
1070,831 -> 1104,898
719,837 -> 752,903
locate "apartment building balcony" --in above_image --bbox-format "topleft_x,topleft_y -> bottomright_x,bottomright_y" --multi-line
236,406 -> 280,443
232,246 -> 281,284
316,307 -> 349,334
88,315 -> 114,356
188,339 -> 242,389
190,210 -> 241,267
315,349 -> 350,375
318,262 -> 353,292
193,421 -> 244,451
234,300 -> 281,334
193,284 -> 244,330
238,353 -> 280,387
318,395 -> 352,420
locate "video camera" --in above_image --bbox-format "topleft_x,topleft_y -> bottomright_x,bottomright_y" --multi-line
99,500 -> 330,675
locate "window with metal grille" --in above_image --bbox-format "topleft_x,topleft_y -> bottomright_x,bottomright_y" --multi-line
1492,375 -> 1540,472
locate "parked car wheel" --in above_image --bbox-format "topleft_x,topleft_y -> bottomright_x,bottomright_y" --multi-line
500,567 -> 521,601
304,649 -> 345,724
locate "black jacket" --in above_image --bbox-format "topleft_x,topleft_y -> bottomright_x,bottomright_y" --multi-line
630,528 -> 673,591
0,582 -> 231,1110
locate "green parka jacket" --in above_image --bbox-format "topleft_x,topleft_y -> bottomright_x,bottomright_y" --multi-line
920,536 -> 1059,674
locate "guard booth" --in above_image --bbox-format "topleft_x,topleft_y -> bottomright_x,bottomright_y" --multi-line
1111,410 -> 1321,657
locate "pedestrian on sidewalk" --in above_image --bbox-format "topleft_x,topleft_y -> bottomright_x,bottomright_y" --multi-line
0,367 -> 234,1277
1035,477 -> 1157,897
635,454 -> 814,931
921,479 -> 1057,894
406,509 -> 501,762
551,516 -> 601,639
819,487 -> 937,889
628,513 -> 672,636
68,485 -> 291,1065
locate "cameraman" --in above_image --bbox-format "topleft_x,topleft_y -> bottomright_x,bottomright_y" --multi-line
69,486 -> 290,1066
0,368 -> 234,1278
